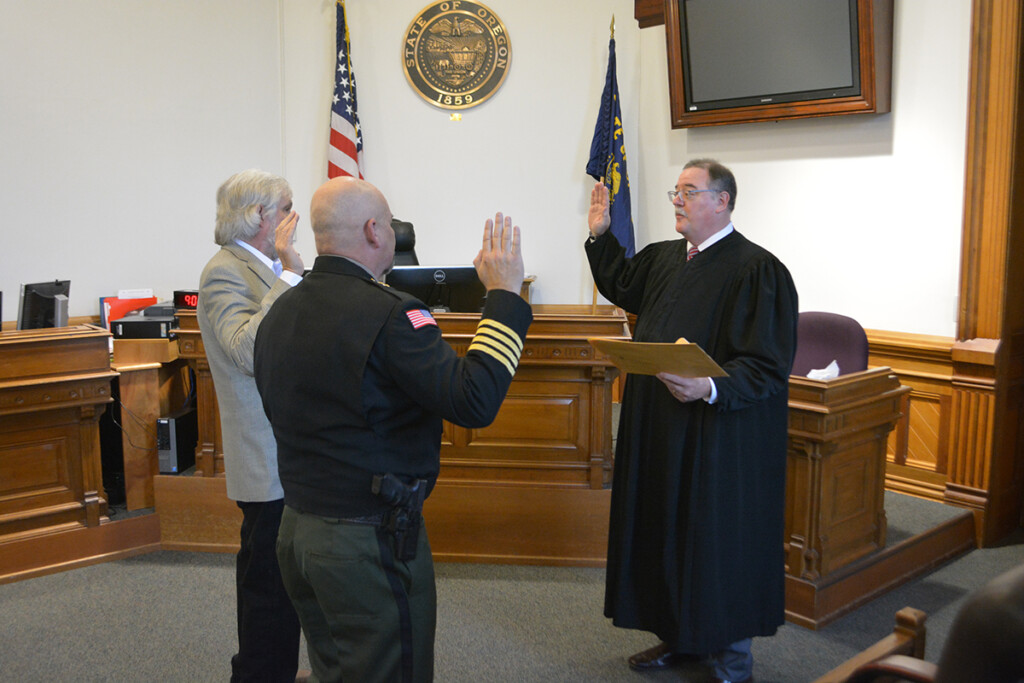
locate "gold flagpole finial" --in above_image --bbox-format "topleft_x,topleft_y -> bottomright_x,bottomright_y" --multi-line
610,15 -> 615,39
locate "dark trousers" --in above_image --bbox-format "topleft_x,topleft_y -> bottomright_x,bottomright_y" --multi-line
277,505 -> 436,683
232,499 -> 302,683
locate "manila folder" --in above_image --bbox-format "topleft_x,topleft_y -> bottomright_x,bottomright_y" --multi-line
587,337 -> 727,378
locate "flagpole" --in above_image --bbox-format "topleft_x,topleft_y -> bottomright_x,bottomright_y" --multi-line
589,13 -> 626,315
591,15 -> 616,315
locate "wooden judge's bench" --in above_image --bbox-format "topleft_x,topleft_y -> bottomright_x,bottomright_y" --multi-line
158,304 -> 629,564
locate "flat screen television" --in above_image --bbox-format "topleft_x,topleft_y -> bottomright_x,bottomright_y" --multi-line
665,0 -> 892,128
17,280 -> 70,330
385,266 -> 486,313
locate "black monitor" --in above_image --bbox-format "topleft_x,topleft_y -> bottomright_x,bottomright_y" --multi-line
17,280 -> 70,330
385,266 -> 486,313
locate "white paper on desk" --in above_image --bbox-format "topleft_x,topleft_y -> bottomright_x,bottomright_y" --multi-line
587,337 -> 727,378
806,360 -> 840,380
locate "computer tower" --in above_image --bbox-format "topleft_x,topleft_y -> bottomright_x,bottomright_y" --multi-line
157,404 -> 198,474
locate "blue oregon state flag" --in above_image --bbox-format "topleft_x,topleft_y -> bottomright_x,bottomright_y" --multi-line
586,38 -> 635,257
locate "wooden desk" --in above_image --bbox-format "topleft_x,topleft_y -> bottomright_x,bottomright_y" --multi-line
0,325 -> 116,539
111,339 -> 188,510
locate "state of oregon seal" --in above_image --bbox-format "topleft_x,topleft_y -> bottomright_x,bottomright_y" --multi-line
403,1 -> 511,110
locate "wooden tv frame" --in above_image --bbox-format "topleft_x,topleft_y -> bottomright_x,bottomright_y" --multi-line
664,0 -> 893,129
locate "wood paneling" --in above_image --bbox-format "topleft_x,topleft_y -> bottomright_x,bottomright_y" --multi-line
868,328 -> 1020,546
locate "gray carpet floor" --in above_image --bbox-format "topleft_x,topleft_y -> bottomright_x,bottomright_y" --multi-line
1,494 -> 1022,682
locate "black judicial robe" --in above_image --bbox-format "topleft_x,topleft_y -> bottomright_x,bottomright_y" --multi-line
586,229 -> 798,652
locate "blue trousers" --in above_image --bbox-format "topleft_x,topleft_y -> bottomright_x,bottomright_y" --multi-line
709,638 -> 753,681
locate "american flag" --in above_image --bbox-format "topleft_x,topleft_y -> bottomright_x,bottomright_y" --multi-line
328,0 -> 363,179
406,309 -> 438,330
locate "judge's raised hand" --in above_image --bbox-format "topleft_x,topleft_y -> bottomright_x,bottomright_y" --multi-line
474,212 -> 524,294
588,181 -> 611,237
657,372 -> 712,403
274,210 -> 304,275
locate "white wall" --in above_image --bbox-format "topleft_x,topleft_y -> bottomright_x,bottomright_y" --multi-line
0,0 -> 970,337
279,0 -> 641,307
1,0 -> 284,319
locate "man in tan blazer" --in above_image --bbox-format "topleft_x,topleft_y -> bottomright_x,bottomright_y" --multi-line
197,169 -> 304,682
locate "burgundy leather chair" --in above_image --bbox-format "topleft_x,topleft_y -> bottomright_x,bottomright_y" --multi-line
791,311 -> 869,377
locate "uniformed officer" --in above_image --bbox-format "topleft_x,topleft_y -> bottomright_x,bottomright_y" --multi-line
253,176 -> 532,683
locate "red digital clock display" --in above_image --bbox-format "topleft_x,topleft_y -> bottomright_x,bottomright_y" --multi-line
174,289 -> 199,310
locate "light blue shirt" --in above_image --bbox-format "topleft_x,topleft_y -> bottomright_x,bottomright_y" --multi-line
234,239 -> 302,287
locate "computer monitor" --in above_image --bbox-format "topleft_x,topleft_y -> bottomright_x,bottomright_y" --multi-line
17,280 -> 70,330
385,266 -> 486,313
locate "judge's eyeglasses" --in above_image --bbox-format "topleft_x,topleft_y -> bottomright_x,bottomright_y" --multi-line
667,189 -> 717,202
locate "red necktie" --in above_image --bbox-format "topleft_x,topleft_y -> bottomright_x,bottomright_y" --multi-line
687,246 -> 699,261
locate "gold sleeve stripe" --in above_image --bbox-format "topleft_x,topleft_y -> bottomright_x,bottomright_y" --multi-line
471,335 -> 518,368
469,342 -> 516,376
468,318 -> 525,376
474,328 -> 519,362
477,319 -> 524,353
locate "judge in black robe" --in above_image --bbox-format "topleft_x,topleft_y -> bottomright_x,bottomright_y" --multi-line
585,159 -> 798,683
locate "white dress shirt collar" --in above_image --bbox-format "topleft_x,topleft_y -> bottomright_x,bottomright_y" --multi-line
694,222 -> 735,253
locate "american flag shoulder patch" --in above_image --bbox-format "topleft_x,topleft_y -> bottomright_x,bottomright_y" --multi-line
406,309 -> 437,330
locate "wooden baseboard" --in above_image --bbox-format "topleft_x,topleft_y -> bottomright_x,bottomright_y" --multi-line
153,474 -> 241,553
0,513 -> 160,585
153,473 -> 612,565
785,510 -> 976,629
425,482 -> 611,567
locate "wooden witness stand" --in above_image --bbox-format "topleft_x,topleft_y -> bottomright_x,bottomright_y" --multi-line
782,368 -> 962,628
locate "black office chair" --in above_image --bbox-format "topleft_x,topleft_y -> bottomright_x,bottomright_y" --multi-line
791,311 -> 869,377
392,219 -> 418,266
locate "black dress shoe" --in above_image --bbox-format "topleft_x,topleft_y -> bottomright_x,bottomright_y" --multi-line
627,642 -> 702,671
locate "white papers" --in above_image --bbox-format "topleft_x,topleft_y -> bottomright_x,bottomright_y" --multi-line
806,360 -> 840,380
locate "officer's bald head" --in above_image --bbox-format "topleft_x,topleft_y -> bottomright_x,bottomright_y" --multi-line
310,177 -> 395,276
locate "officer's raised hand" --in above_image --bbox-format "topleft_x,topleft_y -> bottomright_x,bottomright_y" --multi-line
474,212 -> 524,295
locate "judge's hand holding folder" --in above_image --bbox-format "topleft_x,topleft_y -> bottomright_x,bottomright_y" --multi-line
656,338 -> 712,403
588,336 -> 725,404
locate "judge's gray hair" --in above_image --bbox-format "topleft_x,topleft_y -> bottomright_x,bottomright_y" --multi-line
684,158 -> 737,212
213,169 -> 291,245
